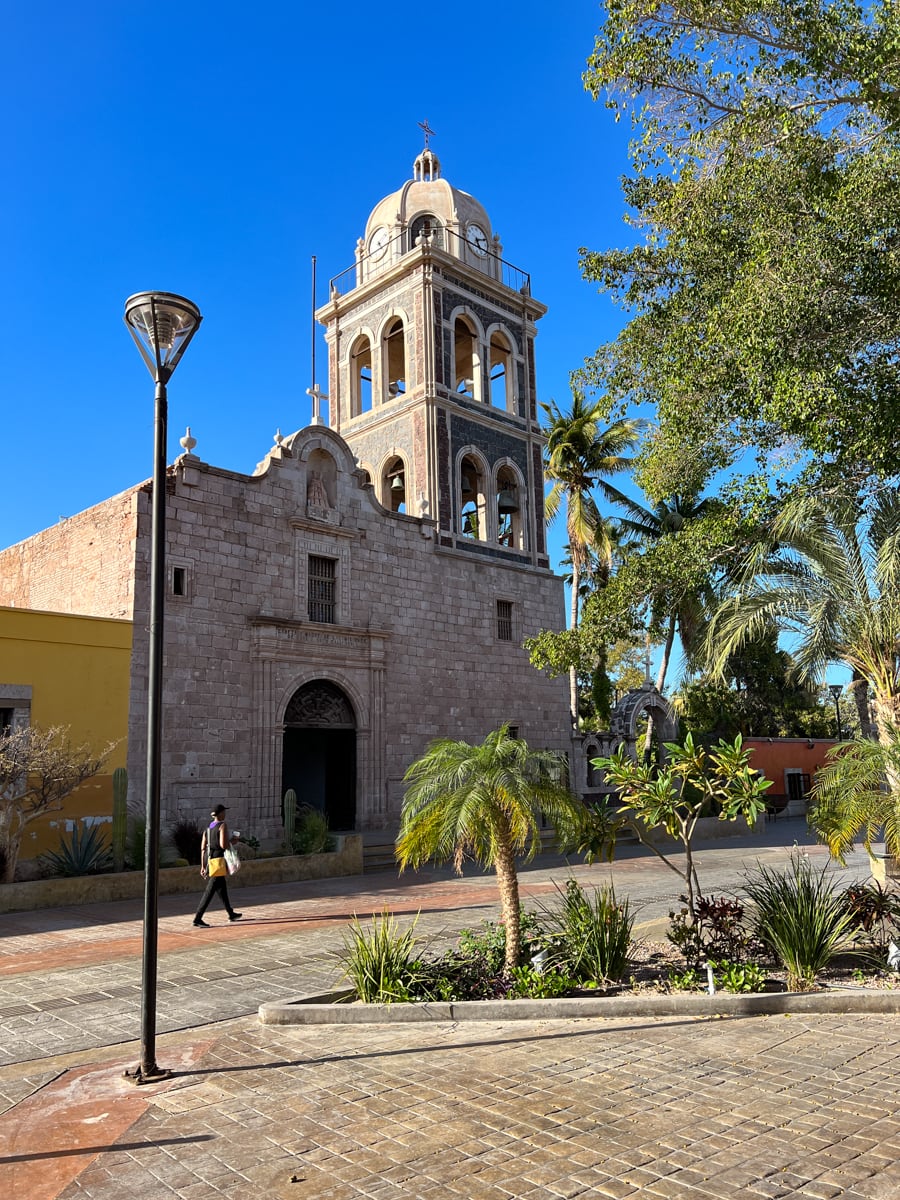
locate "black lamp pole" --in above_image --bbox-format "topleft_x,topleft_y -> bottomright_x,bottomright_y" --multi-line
124,292 -> 201,1083
828,683 -> 844,741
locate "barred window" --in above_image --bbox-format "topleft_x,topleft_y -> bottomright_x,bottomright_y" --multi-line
496,599 -> 513,642
308,555 -> 336,624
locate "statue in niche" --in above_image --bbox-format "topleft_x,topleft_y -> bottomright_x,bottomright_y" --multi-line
307,471 -> 330,508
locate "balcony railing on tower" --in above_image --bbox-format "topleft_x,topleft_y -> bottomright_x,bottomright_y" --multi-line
326,227 -> 531,301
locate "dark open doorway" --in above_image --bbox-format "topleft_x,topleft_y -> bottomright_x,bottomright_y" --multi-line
281,727 -> 356,830
281,680 -> 357,831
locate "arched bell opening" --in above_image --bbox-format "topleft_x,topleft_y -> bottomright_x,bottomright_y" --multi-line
382,454 -> 407,513
489,331 -> 513,410
454,317 -> 481,400
459,453 -> 486,540
350,335 -> 373,415
410,212 -> 444,250
495,464 -> 524,549
281,680 -> 357,832
383,318 -> 407,400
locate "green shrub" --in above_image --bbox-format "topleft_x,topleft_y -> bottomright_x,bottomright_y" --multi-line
713,960 -> 767,994
540,879 -> 632,985
666,966 -> 703,992
292,805 -> 330,855
41,823 -> 113,877
409,912 -> 546,1001
743,855 -> 855,991
508,964 -> 576,999
339,910 -> 420,1003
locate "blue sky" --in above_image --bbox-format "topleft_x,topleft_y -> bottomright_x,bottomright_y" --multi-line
2,1 -> 633,573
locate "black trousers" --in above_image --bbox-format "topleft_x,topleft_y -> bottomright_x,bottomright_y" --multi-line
194,871 -> 235,919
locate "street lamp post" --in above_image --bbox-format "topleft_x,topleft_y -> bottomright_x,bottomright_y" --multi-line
123,292 -> 202,1083
828,683 -> 844,741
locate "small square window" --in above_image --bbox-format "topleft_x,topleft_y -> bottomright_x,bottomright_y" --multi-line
309,555 -> 337,623
496,599 -> 513,641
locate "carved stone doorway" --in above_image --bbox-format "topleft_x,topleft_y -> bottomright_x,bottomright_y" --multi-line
281,681 -> 357,831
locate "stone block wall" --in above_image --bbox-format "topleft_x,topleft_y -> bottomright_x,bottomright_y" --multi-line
0,488 -> 140,618
123,430 -> 569,838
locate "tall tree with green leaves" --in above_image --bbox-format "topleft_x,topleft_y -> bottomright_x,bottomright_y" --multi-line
603,487 -> 719,694
541,393 -> 643,724
675,627 -> 835,740
395,727 -> 585,971
578,1 -> 900,500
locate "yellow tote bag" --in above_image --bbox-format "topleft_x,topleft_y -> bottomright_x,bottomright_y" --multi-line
209,856 -> 227,877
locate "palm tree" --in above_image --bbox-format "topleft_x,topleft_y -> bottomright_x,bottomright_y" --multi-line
395,727 -> 585,972
541,394 -> 643,725
810,728 -> 900,863
603,487 -> 718,694
706,489 -> 900,747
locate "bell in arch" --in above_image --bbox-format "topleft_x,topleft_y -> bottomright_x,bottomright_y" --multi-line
497,484 -> 519,513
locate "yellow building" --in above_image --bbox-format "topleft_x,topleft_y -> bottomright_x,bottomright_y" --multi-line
0,606 -> 131,862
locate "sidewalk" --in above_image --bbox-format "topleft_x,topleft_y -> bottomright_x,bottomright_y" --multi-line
2,822 -> 896,1200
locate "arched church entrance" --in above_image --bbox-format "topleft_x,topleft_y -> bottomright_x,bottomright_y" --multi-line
281,681 -> 357,831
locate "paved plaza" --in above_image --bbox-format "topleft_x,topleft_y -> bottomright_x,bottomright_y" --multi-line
2,822 -> 900,1199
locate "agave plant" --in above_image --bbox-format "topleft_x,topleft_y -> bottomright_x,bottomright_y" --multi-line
41,823 -> 113,877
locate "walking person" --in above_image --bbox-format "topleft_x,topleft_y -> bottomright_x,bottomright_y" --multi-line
193,805 -> 243,927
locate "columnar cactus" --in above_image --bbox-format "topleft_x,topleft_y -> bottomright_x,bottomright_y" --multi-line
283,788 -> 298,851
112,767 -> 128,872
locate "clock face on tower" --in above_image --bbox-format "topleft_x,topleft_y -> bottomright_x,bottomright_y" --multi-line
466,223 -> 489,257
369,227 -> 390,259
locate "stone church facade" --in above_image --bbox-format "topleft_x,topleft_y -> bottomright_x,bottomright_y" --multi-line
0,147 -> 570,839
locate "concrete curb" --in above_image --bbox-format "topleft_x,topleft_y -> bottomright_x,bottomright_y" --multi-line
259,987 -> 900,1025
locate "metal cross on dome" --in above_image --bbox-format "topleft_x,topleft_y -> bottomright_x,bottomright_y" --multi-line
418,119 -> 435,148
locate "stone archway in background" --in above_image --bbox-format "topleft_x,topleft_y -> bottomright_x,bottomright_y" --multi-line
281,680 -> 357,831
610,683 -> 678,749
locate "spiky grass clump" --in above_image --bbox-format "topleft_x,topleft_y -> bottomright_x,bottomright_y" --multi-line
743,855 -> 855,991
339,910 -> 420,1003
540,878 -> 633,985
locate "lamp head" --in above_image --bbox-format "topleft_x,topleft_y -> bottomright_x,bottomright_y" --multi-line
828,684 -> 843,700
124,291 -> 202,383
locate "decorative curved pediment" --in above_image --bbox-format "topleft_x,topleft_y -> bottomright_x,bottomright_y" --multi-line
284,681 -> 355,728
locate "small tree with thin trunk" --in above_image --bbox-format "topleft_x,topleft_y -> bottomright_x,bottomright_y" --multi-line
395,726 -> 586,972
0,724 -> 114,883
583,733 -> 771,923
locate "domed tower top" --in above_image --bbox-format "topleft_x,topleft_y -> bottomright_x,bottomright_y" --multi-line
359,143 -> 501,278
317,138 -> 549,570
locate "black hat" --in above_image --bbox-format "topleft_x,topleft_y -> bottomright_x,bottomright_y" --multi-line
212,805 -> 228,815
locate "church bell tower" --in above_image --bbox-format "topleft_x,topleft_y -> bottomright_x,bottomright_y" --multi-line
316,144 -> 551,568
